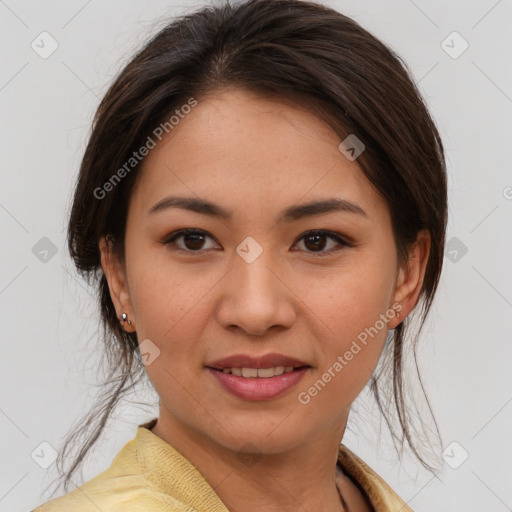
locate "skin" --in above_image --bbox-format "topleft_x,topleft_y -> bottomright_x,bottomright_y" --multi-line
99,86 -> 430,512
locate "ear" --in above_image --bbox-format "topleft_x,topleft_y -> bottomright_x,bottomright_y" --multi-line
99,235 -> 136,333
388,229 -> 430,329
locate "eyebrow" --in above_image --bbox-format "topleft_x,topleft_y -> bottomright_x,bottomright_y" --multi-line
147,195 -> 367,221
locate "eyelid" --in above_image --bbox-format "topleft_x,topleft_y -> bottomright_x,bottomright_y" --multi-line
291,229 -> 353,257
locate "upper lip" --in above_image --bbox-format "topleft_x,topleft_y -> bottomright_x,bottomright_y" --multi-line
206,353 -> 310,370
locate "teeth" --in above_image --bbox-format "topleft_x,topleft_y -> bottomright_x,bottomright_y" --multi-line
242,368 -> 258,378
220,366 -> 301,378
258,367 -> 279,378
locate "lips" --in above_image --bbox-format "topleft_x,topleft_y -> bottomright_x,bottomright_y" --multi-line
205,352 -> 310,370
207,365 -> 310,401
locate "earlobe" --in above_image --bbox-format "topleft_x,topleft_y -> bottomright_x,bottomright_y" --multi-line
99,235 -> 136,332
389,230 -> 430,329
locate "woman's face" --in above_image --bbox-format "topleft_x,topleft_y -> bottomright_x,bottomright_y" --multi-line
102,87 -> 425,455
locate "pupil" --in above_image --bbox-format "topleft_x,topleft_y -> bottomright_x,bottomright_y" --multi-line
305,234 -> 326,251
185,233 -> 205,250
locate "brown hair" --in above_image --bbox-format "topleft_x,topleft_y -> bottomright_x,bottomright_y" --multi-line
47,0 -> 447,495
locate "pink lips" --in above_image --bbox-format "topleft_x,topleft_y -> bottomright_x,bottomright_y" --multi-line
207,367 -> 310,401
205,352 -> 311,401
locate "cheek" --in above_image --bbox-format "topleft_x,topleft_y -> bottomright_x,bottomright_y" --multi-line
293,258 -> 394,400
127,251 -> 215,341
129,263 -> 213,408
296,304 -> 390,414
294,252 -> 395,337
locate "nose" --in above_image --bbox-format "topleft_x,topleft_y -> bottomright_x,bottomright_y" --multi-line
215,246 -> 297,337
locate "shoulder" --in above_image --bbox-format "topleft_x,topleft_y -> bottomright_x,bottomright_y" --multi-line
31,434 -> 185,512
31,470 -> 186,512
32,489 -> 185,512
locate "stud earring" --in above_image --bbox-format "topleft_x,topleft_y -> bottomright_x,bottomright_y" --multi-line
119,312 -> 132,325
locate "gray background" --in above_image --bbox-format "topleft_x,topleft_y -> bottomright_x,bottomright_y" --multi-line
1,0 -> 511,511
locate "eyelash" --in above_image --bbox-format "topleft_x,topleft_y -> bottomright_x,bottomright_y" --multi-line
161,228 -> 352,257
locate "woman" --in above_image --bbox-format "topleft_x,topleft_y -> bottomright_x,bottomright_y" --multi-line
33,0 -> 447,510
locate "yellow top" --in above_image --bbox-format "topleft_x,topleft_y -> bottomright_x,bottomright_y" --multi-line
33,418 -> 413,512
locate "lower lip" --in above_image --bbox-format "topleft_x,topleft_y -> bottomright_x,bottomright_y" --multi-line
207,367 -> 310,401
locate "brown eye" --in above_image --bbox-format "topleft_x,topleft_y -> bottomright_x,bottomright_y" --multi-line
303,233 -> 328,251
163,229 -> 219,252
293,230 -> 350,257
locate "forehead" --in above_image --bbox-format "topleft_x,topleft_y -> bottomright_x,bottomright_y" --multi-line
129,87 -> 387,223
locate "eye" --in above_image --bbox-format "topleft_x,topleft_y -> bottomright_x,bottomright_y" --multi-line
162,228 -> 351,256
292,230 -> 352,257
162,229 -> 219,252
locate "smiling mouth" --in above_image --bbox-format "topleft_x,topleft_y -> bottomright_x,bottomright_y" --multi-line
207,365 -> 310,378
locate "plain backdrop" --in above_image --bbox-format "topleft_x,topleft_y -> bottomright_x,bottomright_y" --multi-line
1,1 -> 511,511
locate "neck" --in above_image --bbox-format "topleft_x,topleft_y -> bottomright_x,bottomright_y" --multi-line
151,411 -> 352,512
